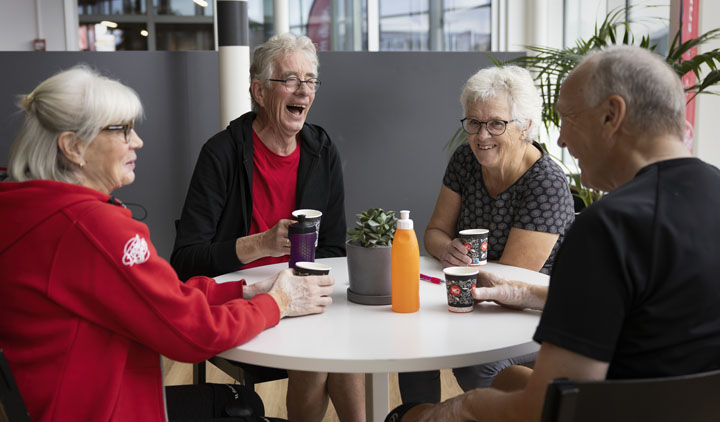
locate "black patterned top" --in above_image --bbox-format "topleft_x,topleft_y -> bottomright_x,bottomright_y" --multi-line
443,142 -> 575,274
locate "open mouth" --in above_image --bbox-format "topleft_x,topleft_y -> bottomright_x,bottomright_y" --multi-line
476,144 -> 496,151
287,104 -> 307,115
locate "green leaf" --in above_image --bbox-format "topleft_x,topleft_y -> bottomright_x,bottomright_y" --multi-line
347,207 -> 397,247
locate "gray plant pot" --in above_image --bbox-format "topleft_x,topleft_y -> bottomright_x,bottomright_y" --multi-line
346,240 -> 392,305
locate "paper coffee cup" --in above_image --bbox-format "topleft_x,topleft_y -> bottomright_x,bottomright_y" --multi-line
458,229 -> 489,266
443,266 -> 478,313
292,209 -> 322,247
294,261 -> 331,276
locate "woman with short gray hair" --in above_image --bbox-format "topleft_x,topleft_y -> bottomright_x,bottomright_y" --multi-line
399,65 -> 575,403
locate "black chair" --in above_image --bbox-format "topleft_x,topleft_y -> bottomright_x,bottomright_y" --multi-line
194,358 -> 288,389
541,369 -> 720,422
0,350 -> 30,422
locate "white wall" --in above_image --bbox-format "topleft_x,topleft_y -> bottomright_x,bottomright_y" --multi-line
695,0 -> 720,167
0,0 -> 76,51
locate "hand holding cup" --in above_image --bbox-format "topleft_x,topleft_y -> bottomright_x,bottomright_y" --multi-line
440,238 -> 473,268
267,268 -> 334,317
458,229 -> 489,266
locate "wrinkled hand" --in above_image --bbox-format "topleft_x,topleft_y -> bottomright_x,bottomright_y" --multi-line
440,238 -> 472,268
472,270 -> 544,310
262,219 -> 295,257
267,269 -> 334,317
242,274 -> 276,299
399,397 -> 466,422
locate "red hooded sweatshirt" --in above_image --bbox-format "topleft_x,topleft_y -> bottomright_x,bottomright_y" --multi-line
0,179 -> 280,421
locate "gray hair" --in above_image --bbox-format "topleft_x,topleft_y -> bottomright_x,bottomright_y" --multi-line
580,45 -> 686,139
460,65 -> 543,142
249,33 -> 319,112
8,65 -> 143,184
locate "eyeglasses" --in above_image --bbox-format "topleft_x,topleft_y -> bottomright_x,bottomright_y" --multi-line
460,118 -> 516,136
268,76 -> 321,93
102,121 -> 135,143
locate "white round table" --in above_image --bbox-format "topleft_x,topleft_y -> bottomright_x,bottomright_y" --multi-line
215,256 -> 548,421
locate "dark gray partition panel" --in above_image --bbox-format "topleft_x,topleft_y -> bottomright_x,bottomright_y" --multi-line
310,52 -> 520,254
0,51 -> 220,262
0,51 -> 519,261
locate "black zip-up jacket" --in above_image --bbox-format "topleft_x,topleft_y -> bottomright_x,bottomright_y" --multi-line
171,112 -> 346,281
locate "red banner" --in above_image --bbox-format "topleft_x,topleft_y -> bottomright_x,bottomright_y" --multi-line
681,0 -> 699,151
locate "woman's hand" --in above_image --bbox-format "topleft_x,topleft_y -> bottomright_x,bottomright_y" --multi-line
262,219 -> 295,257
242,274 -> 276,299
440,238 -> 473,268
266,269 -> 334,317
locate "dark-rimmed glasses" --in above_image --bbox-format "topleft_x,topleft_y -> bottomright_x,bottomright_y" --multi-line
460,118 -> 516,136
102,122 -> 135,143
268,76 -> 321,93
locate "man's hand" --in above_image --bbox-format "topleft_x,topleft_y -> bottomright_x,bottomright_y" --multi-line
472,270 -> 546,311
395,396 -> 467,422
440,238 -> 473,268
262,219 -> 295,257
267,269 -> 334,317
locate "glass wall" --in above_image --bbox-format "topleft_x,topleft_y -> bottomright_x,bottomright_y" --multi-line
78,0 -> 494,52
155,0 -> 214,16
564,0 -> 670,52
379,0 -> 429,51
443,0 -> 491,51
79,0 -> 147,15
78,0 -> 213,51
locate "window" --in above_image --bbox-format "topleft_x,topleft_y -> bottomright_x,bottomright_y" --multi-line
78,0 -> 495,52
78,0 -> 213,51
443,0 -> 491,51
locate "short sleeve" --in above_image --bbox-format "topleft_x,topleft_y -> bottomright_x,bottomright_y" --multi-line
443,144 -> 475,194
513,156 -> 575,235
533,208 -> 630,362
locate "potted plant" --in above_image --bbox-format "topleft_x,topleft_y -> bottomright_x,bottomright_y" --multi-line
346,207 -> 397,305
447,6 -> 720,211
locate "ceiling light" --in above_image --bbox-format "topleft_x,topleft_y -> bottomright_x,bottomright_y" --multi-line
140,29 -> 149,37
193,0 -> 208,7
100,20 -> 118,29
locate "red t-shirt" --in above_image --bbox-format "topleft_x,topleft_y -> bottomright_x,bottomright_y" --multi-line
245,130 -> 300,269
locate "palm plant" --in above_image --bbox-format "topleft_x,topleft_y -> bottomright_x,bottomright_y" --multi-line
447,6 -> 720,209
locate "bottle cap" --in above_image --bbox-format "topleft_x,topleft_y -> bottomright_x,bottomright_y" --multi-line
289,214 -> 316,234
397,210 -> 413,230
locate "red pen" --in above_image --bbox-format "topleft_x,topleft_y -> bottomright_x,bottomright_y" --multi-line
420,273 -> 444,284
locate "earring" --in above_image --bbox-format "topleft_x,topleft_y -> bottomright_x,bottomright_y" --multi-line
79,162 -> 85,168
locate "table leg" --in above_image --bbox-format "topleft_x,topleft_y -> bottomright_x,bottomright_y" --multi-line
365,372 -> 389,422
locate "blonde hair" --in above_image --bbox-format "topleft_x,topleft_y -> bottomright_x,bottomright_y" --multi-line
249,33 -> 319,112
8,65 -> 143,183
460,65 -> 542,142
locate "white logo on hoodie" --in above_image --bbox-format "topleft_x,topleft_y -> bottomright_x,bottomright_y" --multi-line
122,234 -> 150,266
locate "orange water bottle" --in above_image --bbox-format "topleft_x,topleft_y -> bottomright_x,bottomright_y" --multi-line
391,210 -> 420,313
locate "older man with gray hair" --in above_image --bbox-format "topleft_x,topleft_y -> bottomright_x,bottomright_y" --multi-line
389,45 -> 720,422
